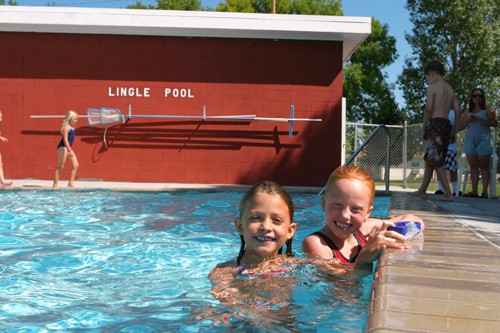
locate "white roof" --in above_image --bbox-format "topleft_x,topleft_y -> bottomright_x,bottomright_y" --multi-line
0,6 -> 371,61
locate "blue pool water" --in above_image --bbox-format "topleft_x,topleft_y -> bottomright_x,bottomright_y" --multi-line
0,190 -> 390,332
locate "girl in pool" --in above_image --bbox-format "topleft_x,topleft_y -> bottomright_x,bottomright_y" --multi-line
302,166 -> 420,273
209,180 -> 298,303
209,180 -> 345,308
53,110 -> 79,188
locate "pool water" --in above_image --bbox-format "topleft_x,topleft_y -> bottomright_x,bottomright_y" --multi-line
0,190 -> 390,332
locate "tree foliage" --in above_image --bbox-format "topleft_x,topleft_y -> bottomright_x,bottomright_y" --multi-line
1,0 -> 18,5
127,1 -> 156,9
127,0 -> 201,10
343,19 -> 403,124
290,0 -> 341,15
216,0 -> 258,13
399,0 -> 499,122
216,0 -> 340,15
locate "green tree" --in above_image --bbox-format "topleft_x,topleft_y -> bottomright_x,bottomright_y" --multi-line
291,0 -> 341,15
1,0 -> 18,5
216,0 -> 257,12
127,0 -> 201,10
127,1 -> 156,9
399,0 -> 499,122
343,19 -> 403,124
216,0 -> 339,14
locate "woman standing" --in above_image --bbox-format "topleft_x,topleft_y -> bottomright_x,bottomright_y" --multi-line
53,110 -> 79,188
460,88 -> 498,198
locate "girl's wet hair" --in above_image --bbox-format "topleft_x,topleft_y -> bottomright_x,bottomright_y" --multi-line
236,181 -> 295,265
323,165 -> 376,206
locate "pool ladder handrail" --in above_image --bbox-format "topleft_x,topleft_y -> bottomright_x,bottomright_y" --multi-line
318,124 -> 391,196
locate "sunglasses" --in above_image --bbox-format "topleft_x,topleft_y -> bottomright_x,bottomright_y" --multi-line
472,94 -> 483,98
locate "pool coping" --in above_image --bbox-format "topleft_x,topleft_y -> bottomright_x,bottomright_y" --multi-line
367,191 -> 500,333
2,179 -> 500,332
0,179 -> 323,193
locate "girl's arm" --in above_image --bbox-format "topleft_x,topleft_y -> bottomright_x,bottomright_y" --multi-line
487,106 -> 498,128
355,222 -> 409,271
471,107 -> 497,128
362,214 -> 425,235
302,233 -> 334,260
450,96 -> 461,140
208,266 -> 239,306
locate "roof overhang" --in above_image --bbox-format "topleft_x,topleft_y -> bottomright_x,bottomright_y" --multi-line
0,6 -> 371,61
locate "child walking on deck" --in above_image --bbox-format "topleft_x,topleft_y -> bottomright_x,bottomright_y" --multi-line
411,59 -> 461,202
53,110 -> 79,188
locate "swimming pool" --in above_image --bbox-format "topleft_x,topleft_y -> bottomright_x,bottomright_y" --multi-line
0,190 -> 390,332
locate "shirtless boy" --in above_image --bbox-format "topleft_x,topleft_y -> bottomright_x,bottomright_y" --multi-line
411,60 -> 460,202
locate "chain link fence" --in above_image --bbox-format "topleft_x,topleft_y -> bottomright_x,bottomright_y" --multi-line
345,122 -> 499,189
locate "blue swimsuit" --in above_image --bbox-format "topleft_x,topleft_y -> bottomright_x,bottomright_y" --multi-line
57,127 -> 75,149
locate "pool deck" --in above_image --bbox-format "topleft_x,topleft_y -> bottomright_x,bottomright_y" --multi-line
2,179 -> 500,332
368,190 -> 500,333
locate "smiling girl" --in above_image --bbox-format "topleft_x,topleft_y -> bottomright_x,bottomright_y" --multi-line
302,166 -> 411,272
211,181 -> 297,274
209,181 -> 301,307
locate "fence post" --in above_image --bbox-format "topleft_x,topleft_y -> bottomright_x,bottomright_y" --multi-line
385,126 -> 391,192
354,123 -> 358,166
403,121 -> 408,189
341,98 -> 346,165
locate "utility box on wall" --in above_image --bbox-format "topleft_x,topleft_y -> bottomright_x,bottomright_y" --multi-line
0,7 -> 371,186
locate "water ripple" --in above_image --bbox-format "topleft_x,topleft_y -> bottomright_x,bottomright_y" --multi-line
0,190 -> 386,331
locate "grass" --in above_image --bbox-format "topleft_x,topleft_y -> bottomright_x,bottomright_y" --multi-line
384,180 -> 500,196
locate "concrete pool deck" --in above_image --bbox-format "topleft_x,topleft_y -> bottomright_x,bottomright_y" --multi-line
368,190 -> 500,333
2,179 -> 500,332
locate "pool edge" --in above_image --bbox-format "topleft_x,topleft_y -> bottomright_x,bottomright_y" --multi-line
366,191 -> 500,333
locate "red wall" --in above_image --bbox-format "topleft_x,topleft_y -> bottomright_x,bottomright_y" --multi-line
0,32 -> 343,186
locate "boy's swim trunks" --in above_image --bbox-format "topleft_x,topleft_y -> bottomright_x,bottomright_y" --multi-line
424,118 -> 451,168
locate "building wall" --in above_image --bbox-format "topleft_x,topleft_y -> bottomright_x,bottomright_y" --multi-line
0,32 -> 343,186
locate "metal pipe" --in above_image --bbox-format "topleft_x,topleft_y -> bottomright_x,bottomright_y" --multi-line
319,124 -> 391,196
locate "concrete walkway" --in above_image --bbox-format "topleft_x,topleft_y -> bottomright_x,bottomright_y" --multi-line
2,179 -> 500,332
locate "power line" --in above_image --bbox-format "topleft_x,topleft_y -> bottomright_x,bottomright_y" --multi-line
19,0 -> 154,7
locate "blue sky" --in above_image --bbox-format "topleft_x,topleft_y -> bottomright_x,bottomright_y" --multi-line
342,0 -> 412,107
13,0 -> 412,107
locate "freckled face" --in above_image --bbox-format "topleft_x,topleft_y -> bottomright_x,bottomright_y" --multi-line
322,179 -> 373,240
235,193 -> 296,259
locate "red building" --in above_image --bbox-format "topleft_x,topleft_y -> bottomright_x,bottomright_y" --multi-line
0,7 -> 370,186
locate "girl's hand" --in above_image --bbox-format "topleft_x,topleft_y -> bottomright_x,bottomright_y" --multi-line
355,222 -> 409,270
0,136 -> 7,143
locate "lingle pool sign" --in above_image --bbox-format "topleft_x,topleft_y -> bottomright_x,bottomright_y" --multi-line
108,87 -> 195,98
